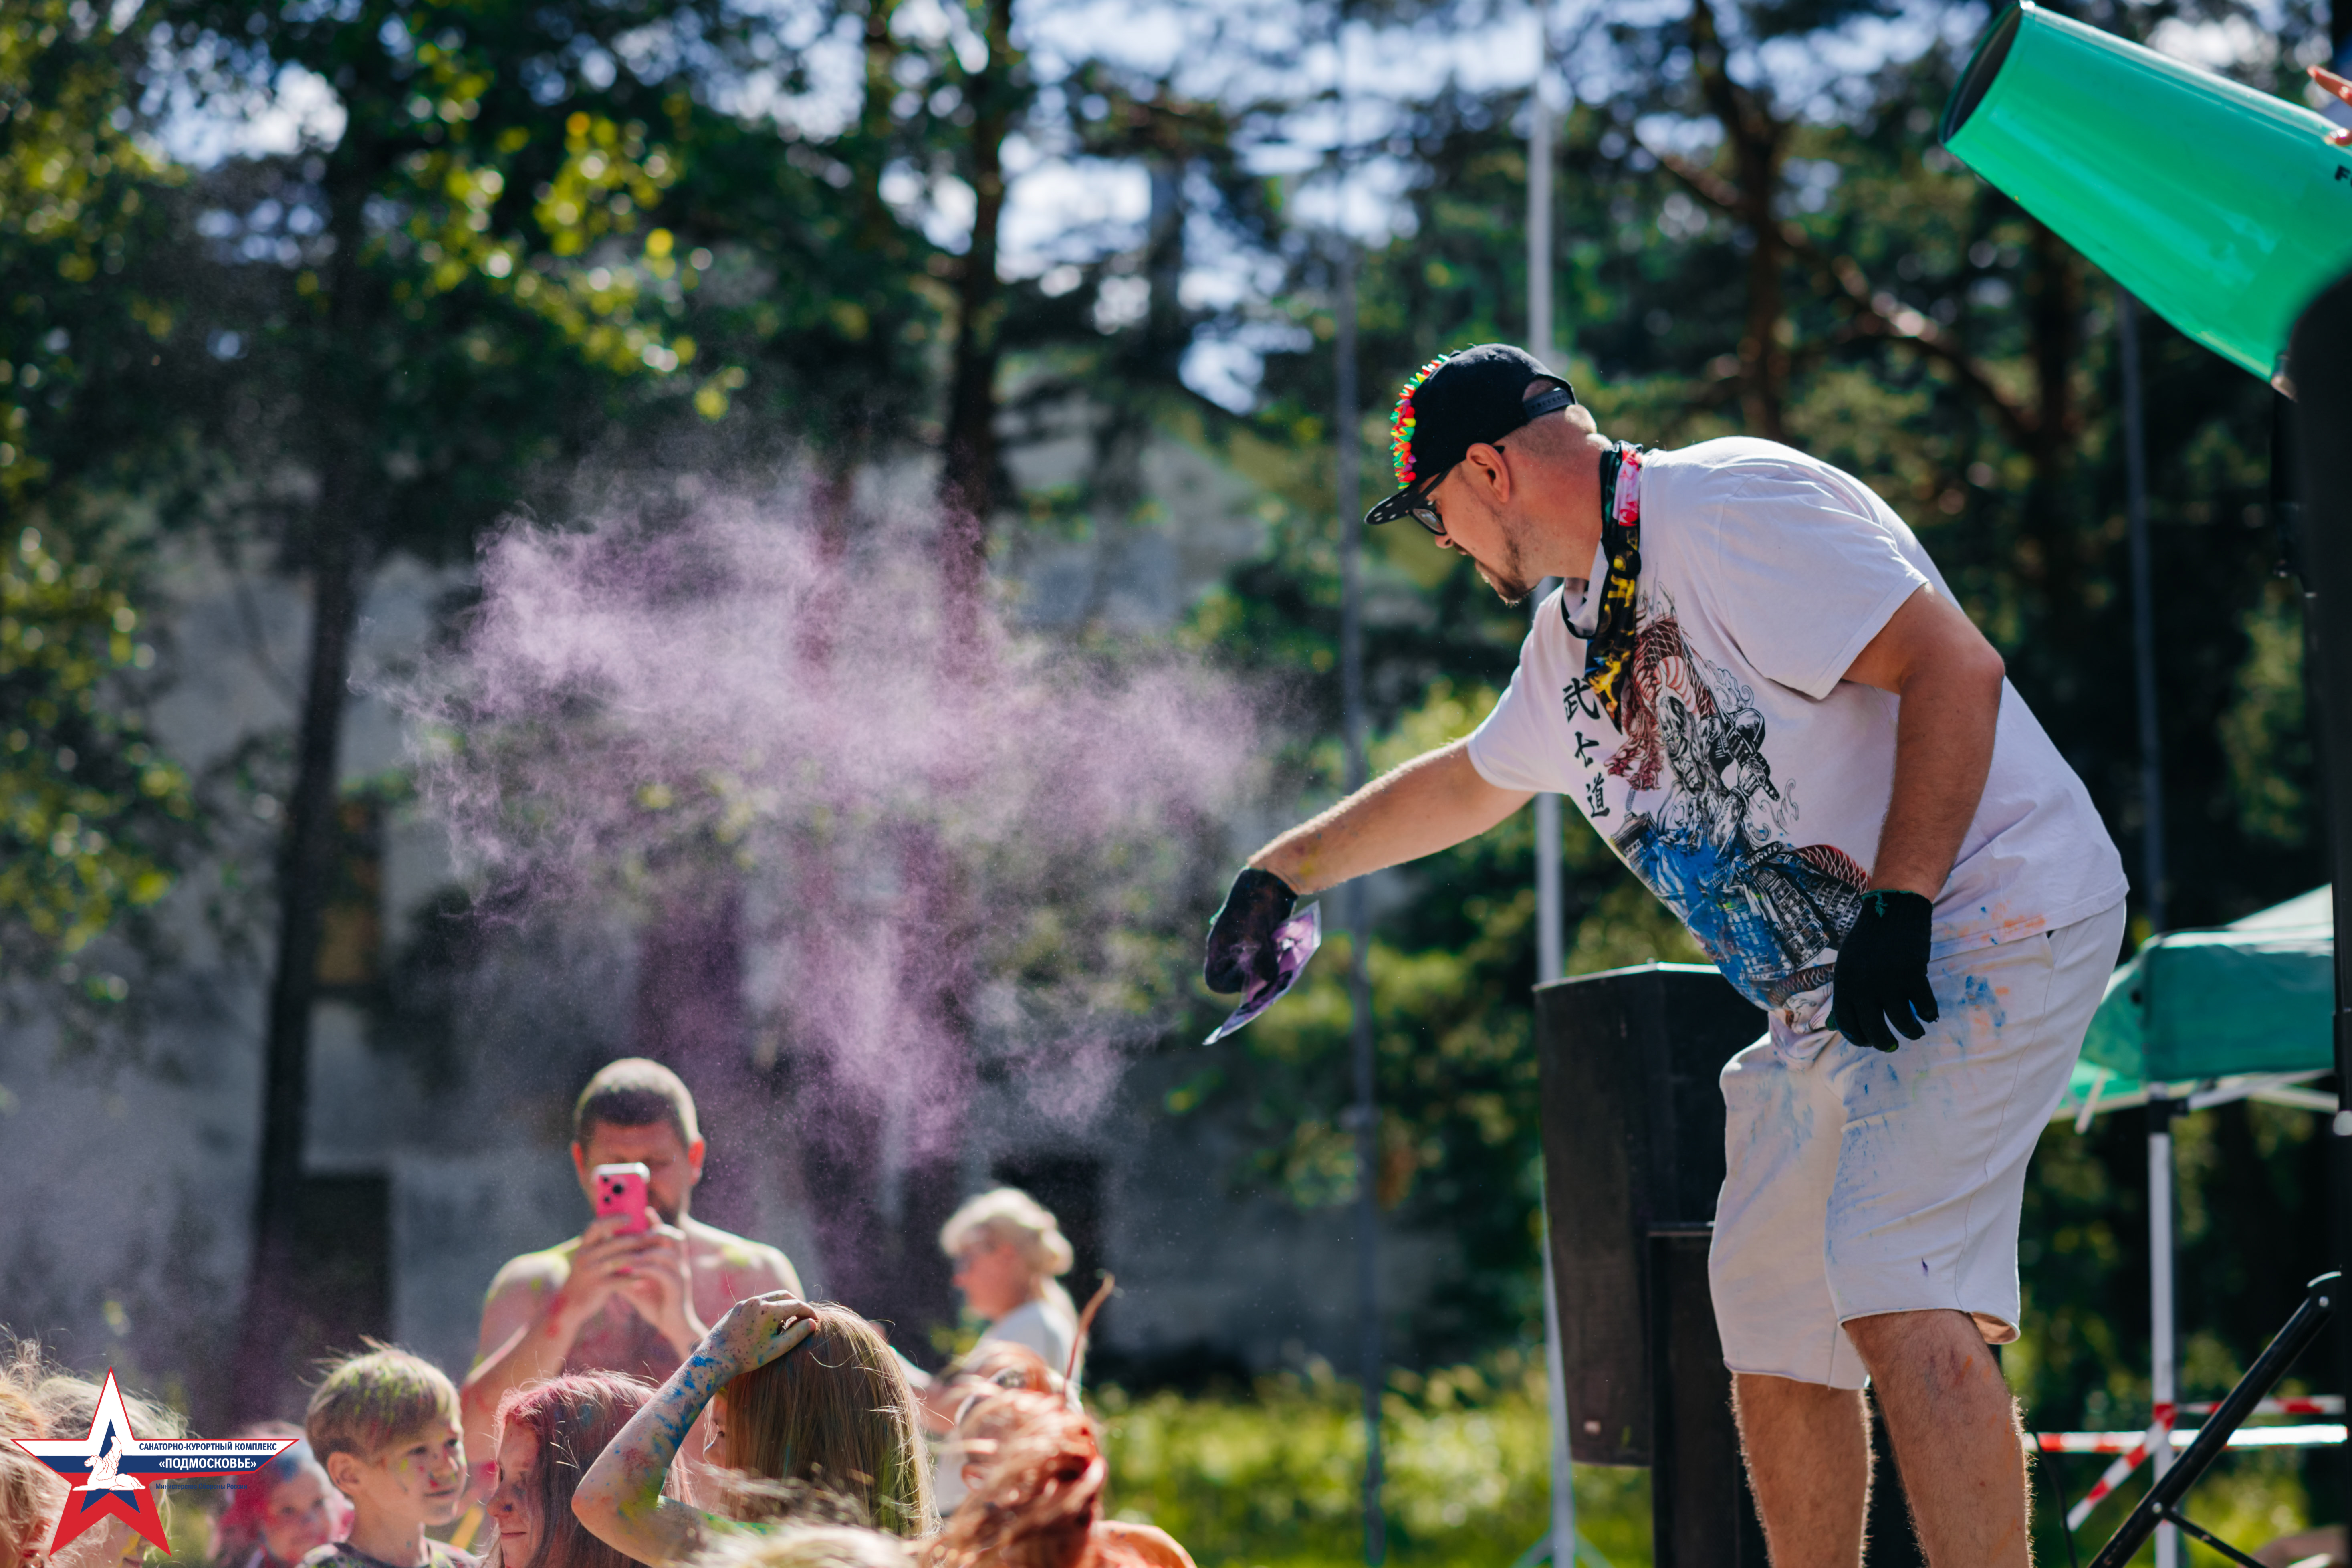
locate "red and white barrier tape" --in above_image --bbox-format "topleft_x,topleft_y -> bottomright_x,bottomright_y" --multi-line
2058,1404 -> 2169,1533
2045,1403 -> 2348,1532
2041,1422 -> 2346,1455
2177,1394 -> 2343,1417
2064,1438 -> 2150,1532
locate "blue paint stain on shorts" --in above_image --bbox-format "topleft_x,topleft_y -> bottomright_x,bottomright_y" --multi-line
1957,972 -> 2006,1029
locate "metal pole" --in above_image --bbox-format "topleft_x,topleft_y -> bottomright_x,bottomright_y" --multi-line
2120,292 -> 2166,934
2148,1096 -> 2178,1568
1333,15 -> 1383,1559
1528,48 -> 1565,992
1527,30 -> 1574,1568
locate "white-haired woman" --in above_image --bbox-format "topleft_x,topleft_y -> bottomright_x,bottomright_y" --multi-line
940,1188 -> 1082,1386
920,1188 -> 1081,1508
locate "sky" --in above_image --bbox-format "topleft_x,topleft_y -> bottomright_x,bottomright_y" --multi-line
157,0 -> 2334,411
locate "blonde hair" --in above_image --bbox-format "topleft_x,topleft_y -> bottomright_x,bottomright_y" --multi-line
699,1526 -> 914,1568
717,1308 -> 933,1539
3,1338 -> 187,1444
1,1337 -> 186,1567
938,1190 -> 1076,1320
305,1344 -> 459,1466
1,1374 -> 59,1568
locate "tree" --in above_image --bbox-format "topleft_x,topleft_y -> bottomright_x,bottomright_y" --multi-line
145,0 -> 841,1413
0,0 -> 204,1025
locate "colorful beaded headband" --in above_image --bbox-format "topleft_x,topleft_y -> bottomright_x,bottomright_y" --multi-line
1388,355 -> 1450,487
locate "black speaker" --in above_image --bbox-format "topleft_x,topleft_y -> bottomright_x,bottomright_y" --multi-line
1535,961 -> 1765,1466
1648,1225 -> 1771,1568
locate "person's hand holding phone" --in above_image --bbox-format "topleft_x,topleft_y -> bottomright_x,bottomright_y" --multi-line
614,1220 -> 708,1356
548,1213 -> 660,1332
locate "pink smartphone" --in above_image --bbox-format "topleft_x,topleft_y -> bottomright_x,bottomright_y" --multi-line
591,1162 -> 652,1235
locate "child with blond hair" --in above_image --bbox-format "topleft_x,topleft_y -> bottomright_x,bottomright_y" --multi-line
300,1348 -> 472,1568
1,1409 -> 61,1568
2,1339 -> 186,1568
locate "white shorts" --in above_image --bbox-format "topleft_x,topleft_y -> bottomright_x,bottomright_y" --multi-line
1709,902 -> 2127,1389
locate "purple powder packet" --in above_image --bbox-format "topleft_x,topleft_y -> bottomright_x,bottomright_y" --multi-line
1202,901 -> 1322,1045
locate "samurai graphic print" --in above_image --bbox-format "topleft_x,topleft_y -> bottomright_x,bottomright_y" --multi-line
1467,438 -> 2125,1059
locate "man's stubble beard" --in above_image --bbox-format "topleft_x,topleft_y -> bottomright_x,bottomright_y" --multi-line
1473,516 -> 1541,607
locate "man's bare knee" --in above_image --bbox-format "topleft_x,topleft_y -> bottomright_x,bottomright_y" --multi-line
1846,1311 -> 2011,1405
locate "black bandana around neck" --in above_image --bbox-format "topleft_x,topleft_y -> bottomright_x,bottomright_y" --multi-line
1565,441 -> 1644,730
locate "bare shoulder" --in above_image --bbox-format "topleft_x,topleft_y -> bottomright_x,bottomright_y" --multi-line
686,1223 -> 802,1296
487,1238 -> 579,1300
1093,1520 -> 1197,1568
472,1239 -> 581,1368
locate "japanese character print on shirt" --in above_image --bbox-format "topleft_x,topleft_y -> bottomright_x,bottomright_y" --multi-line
1572,593 -> 1868,1010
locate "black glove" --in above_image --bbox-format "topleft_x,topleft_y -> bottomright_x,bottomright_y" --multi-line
1204,867 -> 1298,995
1830,890 -> 1939,1051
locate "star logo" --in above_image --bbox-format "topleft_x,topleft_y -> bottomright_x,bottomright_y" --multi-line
12,1370 -> 296,1556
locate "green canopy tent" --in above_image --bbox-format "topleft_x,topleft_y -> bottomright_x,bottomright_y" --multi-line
2055,884 -> 2336,1124
2045,887 -> 2338,1545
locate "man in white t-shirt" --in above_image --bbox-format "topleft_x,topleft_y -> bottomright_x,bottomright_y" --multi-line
1203,345 -> 2125,1567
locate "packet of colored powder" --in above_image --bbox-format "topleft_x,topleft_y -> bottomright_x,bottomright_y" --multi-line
1202,902 -> 1322,1045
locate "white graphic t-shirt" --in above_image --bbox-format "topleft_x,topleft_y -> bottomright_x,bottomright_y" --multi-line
1466,437 -> 2126,1059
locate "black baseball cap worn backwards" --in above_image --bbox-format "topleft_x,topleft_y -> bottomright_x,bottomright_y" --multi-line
1366,343 -> 1578,528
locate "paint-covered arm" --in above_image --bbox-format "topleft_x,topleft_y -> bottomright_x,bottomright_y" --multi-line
573,1295 -> 818,1566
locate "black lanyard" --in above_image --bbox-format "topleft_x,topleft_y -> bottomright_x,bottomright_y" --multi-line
1571,441 -> 1645,730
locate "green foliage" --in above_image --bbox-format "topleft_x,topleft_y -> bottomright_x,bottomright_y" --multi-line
0,0 -> 184,506
0,525 -> 192,977
1097,1358 -> 1654,1568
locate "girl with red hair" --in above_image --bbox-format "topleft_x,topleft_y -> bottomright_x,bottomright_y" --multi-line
487,1375 -> 652,1568
931,1390 -> 1190,1568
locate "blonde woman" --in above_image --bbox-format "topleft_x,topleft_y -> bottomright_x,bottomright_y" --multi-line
920,1191 -> 1083,1511
939,1190 -> 1081,1392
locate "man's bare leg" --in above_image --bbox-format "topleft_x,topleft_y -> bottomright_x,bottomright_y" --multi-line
1733,1372 -> 1871,1567
1846,1309 -> 2032,1568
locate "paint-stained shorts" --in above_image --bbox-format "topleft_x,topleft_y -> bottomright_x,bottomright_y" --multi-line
1708,901 -> 2127,1389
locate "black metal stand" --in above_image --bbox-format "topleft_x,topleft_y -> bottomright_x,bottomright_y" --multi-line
2084,1272 -> 2340,1568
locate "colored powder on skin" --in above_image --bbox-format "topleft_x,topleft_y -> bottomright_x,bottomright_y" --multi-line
387,480 -> 1263,1157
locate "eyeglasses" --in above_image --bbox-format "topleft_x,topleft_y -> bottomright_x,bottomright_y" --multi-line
1365,486 -> 1447,536
1368,449 -> 1494,537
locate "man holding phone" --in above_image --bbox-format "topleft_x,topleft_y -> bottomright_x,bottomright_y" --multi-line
458,1059 -> 803,1485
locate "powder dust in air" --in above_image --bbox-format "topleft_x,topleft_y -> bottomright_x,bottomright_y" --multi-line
392,481 -> 1266,1152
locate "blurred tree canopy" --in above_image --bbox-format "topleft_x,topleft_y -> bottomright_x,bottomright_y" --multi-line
4,0 -> 2337,1498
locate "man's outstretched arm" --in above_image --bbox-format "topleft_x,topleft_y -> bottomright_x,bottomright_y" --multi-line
1252,739 -> 1533,892
1205,739 -> 1530,995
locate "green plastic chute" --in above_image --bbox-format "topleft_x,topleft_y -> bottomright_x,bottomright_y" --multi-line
1941,2 -> 2352,385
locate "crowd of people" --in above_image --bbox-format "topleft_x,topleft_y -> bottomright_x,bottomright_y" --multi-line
1,1060 -> 1173,1568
